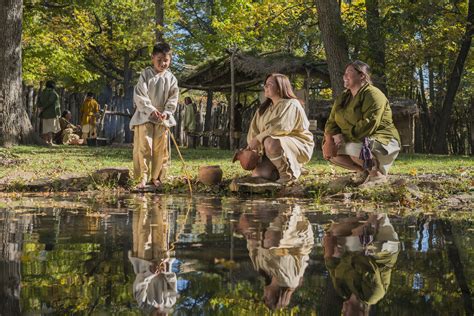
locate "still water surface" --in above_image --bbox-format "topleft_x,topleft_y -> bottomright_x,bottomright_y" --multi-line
0,194 -> 472,315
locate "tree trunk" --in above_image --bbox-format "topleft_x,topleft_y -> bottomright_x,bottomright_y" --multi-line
418,67 -> 433,151
432,0 -> 473,154
365,0 -> 387,94
0,0 -> 37,146
428,59 -> 436,106
154,0 -> 164,42
470,96 -> 474,155
314,0 -> 350,97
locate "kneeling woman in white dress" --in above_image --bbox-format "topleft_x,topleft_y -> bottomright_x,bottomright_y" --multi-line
246,74 -> 314,184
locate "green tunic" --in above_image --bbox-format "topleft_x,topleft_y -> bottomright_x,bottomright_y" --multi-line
37,88 -> 61,119
325,250 -> 399,305
325,84 -> 400,145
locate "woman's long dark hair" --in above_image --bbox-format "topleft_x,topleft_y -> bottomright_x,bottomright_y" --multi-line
339,61 -> 374,108
258,74 -> 297,115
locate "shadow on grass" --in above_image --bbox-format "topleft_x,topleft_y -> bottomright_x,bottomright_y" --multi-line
11,145 -> 132,163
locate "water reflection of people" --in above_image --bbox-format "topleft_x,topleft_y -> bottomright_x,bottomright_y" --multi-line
323,213 -> 400,315
238,204 -> 314,310
129,197 -> 178,314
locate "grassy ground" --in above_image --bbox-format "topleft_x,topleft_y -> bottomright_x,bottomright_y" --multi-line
1,145 -> 472,180
0,145 -> 472,205
1,145 -> 472,217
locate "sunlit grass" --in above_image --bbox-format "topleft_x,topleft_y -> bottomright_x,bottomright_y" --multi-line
1,145 -> 473,182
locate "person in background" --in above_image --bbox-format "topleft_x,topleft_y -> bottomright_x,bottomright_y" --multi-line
183,96 -> 197,149
37,80 -> 61,146
246,73 -> 314,184
323,60 -> 400,186
130,42 -> 179,189
80,92 -> 100,140
55,110 -> 83,145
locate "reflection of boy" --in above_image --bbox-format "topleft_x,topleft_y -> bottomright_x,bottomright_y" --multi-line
323,214 -> 400,314
129,198 -> 178,313
130,42 -> 179,189
129,254 -> 177,312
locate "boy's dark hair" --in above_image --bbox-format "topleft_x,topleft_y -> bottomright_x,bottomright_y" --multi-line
152,42 -> 172,56
86,92 -> 94,98
46,80 -> 56,89
61,110 -> 71,118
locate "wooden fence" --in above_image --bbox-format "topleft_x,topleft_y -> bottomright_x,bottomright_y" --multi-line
23,85 -> 258,149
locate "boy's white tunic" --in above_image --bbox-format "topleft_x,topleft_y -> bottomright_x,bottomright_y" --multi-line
247,99 -> 314,178
129,255 -> 178,310
130,67 -> 179,130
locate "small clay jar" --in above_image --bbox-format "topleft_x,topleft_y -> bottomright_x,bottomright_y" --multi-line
232,149 -> 260,170
198,165 -> 223,185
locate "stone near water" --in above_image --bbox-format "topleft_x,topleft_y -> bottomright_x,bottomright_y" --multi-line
92,167 -> 130,186
229,176 -> 282,194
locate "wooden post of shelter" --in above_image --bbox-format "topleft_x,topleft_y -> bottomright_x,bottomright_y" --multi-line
229,46 -> 238,150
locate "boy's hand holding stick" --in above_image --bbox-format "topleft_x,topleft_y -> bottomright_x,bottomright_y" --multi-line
151,111 -> 193,195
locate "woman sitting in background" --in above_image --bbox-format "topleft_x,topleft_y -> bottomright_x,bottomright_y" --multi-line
55,110 -> 83,145
323,61 -> 400,186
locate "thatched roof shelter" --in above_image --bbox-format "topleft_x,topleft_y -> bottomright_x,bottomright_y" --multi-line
179,51 -> 330,92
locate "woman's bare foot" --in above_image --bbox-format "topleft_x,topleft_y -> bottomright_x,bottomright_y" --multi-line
150,178 -> 162,188
359,170 -> 387,188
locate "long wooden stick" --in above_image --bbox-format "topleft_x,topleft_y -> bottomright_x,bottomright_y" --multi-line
166,126 -> 193,196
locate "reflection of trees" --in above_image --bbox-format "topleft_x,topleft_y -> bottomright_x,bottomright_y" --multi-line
376,217 -> 473,315
438,219 -> 473,315
2,205 -> 139,314
1,197 -> 472,315
0,212 -> 32,315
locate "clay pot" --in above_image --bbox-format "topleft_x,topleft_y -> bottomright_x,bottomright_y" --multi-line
232,149 -> 260,170
198,165 -> 223,185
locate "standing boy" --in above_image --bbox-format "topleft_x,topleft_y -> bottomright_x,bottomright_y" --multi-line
130,42 -> 179,189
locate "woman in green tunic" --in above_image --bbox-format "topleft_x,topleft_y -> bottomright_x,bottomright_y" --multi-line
323,61 -> 400,185
323,213 -> 400,315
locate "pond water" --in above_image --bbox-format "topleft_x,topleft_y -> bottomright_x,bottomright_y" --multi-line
0,194 -> 472,315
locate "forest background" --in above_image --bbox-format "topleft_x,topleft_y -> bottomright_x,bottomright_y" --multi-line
0,0 -> 473,155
